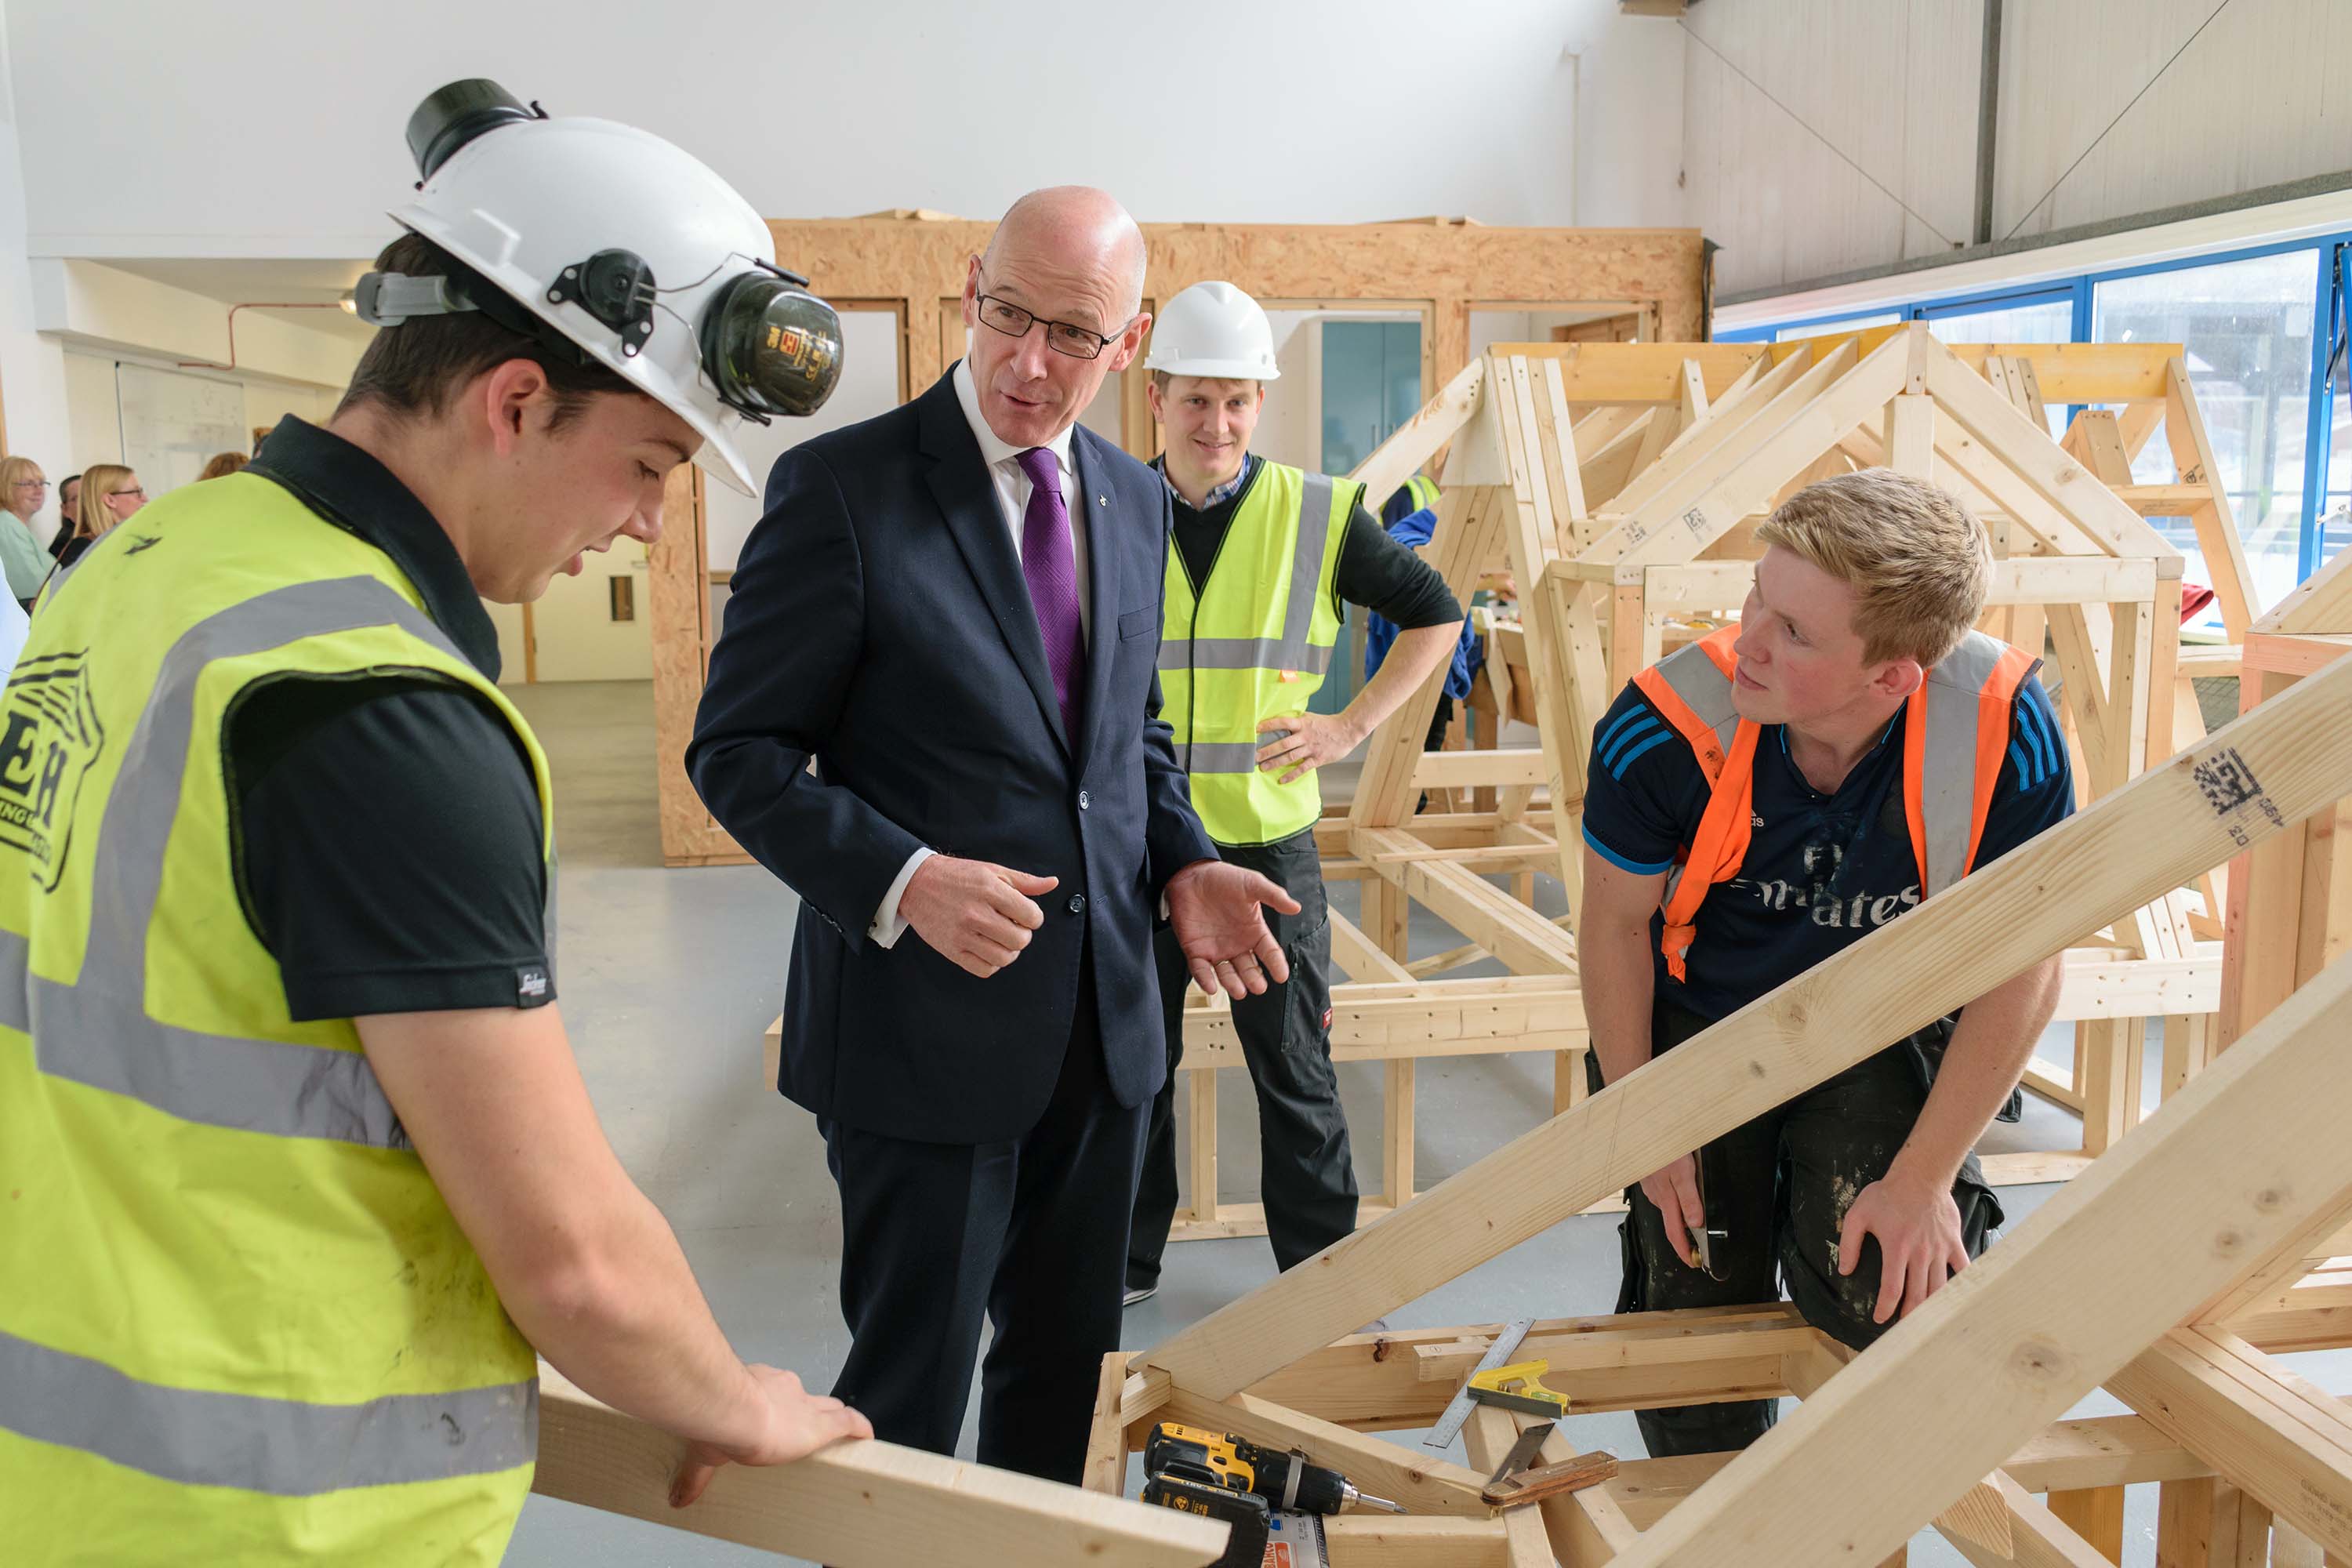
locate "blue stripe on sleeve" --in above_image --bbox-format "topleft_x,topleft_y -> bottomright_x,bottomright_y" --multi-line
2010,684 -> 2049,784
2008,737 -> 2034,789
1594,704 -> 1654,760
1598,713 -> 1662,771
1608,727 -> 1676,779
1582,823 -> 1675,876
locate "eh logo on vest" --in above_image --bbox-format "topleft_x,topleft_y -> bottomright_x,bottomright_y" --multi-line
0,652 -> 104,890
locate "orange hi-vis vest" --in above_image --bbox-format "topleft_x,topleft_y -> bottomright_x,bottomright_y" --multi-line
1630,624 -> 2038,982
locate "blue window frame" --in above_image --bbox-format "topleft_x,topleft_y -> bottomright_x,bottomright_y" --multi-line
1717,229 -> 2352,587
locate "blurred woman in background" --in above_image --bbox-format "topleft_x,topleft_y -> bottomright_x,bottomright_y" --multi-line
197,451 -> 249,482
49,474 -> 82,561
58,463 -> 145,571
0,456 -> 53,608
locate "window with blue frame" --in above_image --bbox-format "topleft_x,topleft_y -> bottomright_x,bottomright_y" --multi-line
1718,229 -> 2352,594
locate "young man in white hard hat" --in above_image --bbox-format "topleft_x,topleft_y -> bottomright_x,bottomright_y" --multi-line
1123,281 -> 1466,1304
0,80 -> 868,1563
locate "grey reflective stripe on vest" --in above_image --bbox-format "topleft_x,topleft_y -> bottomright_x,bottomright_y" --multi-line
1160,472 -> 1340,684
0,1328 -> 536,1495
1183,741 -> 1266,774
1649,641 -> 1743,905
1159,639 -> 1334,674
1917,630 -> 2009,898
1650,639 -> 1742,764
9,576 -> 469,1148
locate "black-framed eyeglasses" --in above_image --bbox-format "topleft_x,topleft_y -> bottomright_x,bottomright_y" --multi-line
974,292 -> 1123,361
110,487 -> 146,500
13,478 -> 46,490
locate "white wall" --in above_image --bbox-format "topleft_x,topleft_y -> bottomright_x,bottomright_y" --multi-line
529,549 -> 652,683
0,0 -> 68,489
1680,0 -> 2352,300
9,0 -> 1598,263
1572,11 -> 1689,230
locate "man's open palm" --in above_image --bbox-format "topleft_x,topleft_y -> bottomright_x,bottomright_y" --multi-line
1166,861 -> 1301,999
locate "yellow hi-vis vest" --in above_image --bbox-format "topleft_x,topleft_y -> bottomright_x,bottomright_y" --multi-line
1160,459 -> 1358,846
0,470 -> 546,1563
1390,474 -> 1439,517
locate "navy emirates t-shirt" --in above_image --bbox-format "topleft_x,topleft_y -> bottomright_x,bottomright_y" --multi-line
1581,671 -> 2075,1024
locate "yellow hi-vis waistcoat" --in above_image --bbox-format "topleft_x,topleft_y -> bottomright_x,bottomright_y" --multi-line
1160,460 -> 1358,846
1391,474 -> 1439,517
0,470 -> 546,1563
1633,623 -> 2037,982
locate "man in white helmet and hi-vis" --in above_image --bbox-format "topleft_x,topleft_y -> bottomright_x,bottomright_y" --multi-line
0,80 -> 869,1563
1123,281 -> 1465,1305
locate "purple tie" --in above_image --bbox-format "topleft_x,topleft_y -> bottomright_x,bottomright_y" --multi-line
1015,446 -> 1086,739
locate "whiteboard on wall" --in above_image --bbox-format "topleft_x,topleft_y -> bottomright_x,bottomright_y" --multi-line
115,363 -> 248,497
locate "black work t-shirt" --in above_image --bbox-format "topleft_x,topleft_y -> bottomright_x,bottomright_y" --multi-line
1580,670 -> 2074,1023
232,417 -> 555,1022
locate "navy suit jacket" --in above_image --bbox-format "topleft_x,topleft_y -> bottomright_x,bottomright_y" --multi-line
688,368 -> 1218,1145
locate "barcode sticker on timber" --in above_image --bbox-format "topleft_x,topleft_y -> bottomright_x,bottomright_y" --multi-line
2191,745 -> 2284,848
1681,506 -> 1710,540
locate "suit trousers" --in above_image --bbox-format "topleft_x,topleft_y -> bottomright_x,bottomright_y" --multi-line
820,952 -> 1145,1483
1127,827 -> 1358,1288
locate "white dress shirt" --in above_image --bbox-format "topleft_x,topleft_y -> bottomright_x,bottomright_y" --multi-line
868,362 -> 1093,946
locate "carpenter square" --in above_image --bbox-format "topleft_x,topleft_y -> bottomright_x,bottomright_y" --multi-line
1468,1359 -> 1567,1419
1422,1317 -> 1534,1452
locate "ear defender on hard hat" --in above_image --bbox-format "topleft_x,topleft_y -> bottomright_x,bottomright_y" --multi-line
355,78 -> 845,426
697,265 -> 842,419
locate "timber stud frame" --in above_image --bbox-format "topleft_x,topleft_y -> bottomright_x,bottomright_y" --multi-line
1170,323 -> 2261,1242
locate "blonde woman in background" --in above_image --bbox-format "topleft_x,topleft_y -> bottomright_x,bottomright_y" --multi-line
0,456 -> 53,608
57,463 -> 144,572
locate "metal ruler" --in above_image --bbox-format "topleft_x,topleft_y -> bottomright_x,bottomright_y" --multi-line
1423,1316 -> 1534,1452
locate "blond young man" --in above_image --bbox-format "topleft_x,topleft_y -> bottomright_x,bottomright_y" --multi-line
1579,469 -> 2071,1457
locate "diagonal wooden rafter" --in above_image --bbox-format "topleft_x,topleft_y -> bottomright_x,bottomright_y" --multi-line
1137,651 -> 2352,1396
1596,946 -> 2352,1567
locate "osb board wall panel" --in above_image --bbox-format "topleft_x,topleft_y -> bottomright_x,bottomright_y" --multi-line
767,217 -> 1709,436
656,218 -> 1708,865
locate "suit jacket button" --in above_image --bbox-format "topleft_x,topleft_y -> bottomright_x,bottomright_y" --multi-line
1067,893 -> 1087,915
1077,789 -> 1091,810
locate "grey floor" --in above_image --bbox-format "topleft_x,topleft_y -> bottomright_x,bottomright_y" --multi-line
503,681 -> 2343,1566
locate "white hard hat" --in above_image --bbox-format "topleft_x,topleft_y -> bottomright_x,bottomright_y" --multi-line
355,81 -> 843,495
1144,281 -> 1280,382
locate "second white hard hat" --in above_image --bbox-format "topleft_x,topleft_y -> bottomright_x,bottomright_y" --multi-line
1144,281 -> 1280,382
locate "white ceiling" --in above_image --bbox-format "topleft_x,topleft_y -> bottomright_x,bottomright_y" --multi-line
99,257 -> 379,342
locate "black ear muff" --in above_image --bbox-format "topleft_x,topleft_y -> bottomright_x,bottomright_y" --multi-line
699,270 -> 844,420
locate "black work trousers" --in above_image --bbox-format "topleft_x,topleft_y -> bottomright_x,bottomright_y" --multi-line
1593,997 -> 2003,1457
1127,826 -> 1358,1288
820,955 -> 1144,1484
